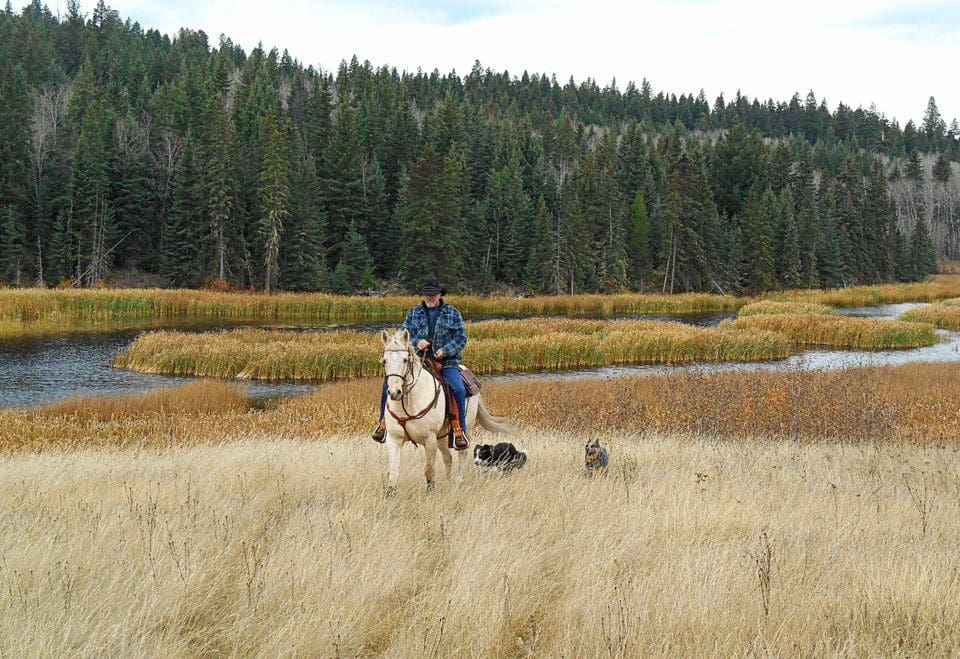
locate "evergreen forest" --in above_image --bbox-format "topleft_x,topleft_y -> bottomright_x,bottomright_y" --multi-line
0,0 -> 955,294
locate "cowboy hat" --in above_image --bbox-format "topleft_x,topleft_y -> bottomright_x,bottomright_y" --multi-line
418,277 -> 447,296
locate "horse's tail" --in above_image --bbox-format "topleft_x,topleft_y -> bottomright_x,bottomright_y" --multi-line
476,398 -> 513,434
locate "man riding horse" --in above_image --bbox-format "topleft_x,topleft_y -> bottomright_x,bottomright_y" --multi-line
372,277 -> 470,450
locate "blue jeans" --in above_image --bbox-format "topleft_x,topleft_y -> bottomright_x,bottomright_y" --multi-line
380,366 -> 467,433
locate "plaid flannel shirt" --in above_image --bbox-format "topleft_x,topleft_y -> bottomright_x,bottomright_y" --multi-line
402,300 -> 467,367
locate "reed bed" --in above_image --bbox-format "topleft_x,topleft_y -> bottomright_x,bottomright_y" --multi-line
31,380 -> 249,421
5,361 -> 960,453
765,274 -> 960,307
724,313 -> 938,349
0,288 -> 739,338
3,431 -> 958,655
899,303 -> 960,330
4,276 -> 960,338
113,319 -> 794,381
737,300 -> 833,316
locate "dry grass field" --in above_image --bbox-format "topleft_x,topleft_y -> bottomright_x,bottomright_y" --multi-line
3,364 -> 960,654
1,432 -> 958,655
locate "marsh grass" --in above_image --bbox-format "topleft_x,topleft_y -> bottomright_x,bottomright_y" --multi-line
899,300 -> 960,330
737,301 -> 833,316
5,362 -> 960,453
764,275 -> 960,307
4,276 -> 960,337
0,288 -> 738,337
32,380 -> 249,421
724,314 -> 938,349
113,319 -> 794,381
1,432 -> 958,655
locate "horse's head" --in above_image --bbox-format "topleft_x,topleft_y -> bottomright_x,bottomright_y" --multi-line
380,328 -> 418,400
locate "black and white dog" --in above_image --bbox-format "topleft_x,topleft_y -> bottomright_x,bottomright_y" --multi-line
473,442 -> 527,474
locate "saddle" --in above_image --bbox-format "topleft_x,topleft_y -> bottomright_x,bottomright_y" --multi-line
421,357 -> 483,442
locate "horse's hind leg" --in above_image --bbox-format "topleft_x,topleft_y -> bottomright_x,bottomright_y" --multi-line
423,434 -> 438,489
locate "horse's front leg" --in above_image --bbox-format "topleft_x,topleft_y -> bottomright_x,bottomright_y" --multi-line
423,433 -> 438,490
385,434 -> 402,496
439,440 -> 453,481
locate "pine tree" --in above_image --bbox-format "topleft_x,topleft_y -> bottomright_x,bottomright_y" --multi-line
323,102 -> 365,264
768,141 -> 793,193
331,221 -> 374,294
625,192 -> 651,288
773,189 -> 803,288
737,187 -> 773,293
485,148 -> 533,285
398,145 -> 464,288
909,215 -> 937,279
922,96 -> 945,143
69,98 -> 116,285
258,110 -> 291,293
0,63 -> 31,285
200,96 -> 237,282
282,139 -> 328,291
163,137 -> 204,287
932,153 -> 951,184
791,143 -> 819,286
905,150 -> 924,181
0,206 -> 24,285
364,159 -> 396,278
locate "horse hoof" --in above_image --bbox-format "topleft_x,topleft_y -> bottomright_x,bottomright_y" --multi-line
385,486 -> 397,498
425,480 -> 435,491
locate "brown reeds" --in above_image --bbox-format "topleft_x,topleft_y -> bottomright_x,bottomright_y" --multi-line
737,301 -> 833,316
4,361 -> 960,453
724,314 -> 938,349
113,319 -> 795,381
899,301 -> 960,330
4,275 -> 960,337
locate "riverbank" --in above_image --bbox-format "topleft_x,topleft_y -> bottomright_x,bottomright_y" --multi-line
3,276 -> 960,338
1,429 -> 957,655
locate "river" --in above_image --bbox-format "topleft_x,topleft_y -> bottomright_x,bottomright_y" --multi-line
0,303 -> 955,409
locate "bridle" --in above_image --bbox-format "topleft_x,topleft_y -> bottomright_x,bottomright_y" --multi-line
382,346 -> 442,440
383,347 -> 420,400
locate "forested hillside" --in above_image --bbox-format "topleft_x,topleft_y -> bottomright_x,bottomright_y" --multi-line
0,0 -> 954,293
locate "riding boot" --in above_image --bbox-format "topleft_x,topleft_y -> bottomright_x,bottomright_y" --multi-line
450,421 -> 468,451
372,419 -> 386,443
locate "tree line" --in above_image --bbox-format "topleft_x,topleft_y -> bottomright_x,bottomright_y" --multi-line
0,1 -> 948,293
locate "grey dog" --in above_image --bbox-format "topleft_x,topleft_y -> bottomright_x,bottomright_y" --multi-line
585,440 -> 608,471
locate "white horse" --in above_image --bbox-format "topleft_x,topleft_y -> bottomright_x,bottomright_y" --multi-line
380,328 -> 510,493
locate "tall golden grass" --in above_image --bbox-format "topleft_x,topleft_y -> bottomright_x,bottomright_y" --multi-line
113,319 -> 795,381
899,300 -> 960,330
0,288 -> 738,337
737,300 -> 832,316
1,432 -> 958,654
4,275 -> 960,337
6,362 -> 960,453
724,313 -> 938,349
764,274 -> 960,307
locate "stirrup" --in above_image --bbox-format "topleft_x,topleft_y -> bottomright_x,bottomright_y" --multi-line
372,421 -> 386,443
453,430 -> 468,451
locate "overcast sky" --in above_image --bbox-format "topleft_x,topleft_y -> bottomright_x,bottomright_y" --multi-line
75,0 -> 959,126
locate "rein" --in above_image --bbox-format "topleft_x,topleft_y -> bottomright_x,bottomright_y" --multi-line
383,348 -> 442,442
